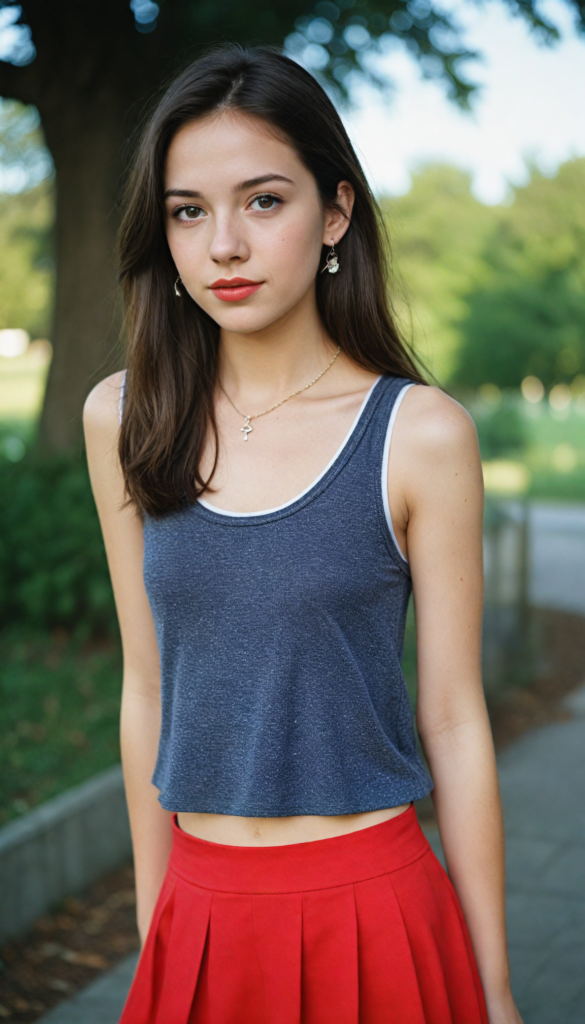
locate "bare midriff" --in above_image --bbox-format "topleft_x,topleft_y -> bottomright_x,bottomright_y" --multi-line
176,802 -> 413,847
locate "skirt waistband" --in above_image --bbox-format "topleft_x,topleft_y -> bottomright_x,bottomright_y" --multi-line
168,804 -> 431,894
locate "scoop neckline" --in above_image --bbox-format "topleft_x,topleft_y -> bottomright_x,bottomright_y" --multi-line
196,375 -> 383,521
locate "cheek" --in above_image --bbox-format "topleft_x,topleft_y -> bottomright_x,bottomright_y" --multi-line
166,227 -> 204,272
263,217 -> 323,288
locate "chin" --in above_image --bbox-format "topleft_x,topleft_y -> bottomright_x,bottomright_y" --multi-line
207,305 -> 290,335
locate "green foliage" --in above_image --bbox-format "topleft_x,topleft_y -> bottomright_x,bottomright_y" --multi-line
0,627 -> 121,824
383,164 -> 494,382
385,158 -> 585,392
0,99 -> 54,336
470,399 -> 527,460
0,99 -> 53,190
283,1 -> 481,105
0,179 -> 54,336
453,159 -> 585,389
0,453 -> 117,635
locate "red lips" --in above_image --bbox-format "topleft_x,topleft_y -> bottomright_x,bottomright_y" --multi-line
210,277 -> 263,302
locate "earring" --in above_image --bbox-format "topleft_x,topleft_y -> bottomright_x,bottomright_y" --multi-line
174,276 -> 182,297
321,241 -> 339,274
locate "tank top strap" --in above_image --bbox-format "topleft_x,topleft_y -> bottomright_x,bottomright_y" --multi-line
347,372 -> 416,472
344,373 -> 417,574
370,375 -> 417,489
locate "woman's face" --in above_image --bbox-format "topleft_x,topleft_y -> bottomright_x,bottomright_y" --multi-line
163,110 -> 352,335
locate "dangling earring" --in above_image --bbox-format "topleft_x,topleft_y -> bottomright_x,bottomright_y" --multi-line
174,276 -> 182,297
321,241 -> 339,274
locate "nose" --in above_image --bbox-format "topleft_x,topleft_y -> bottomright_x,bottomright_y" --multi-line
209,214 -> 250,265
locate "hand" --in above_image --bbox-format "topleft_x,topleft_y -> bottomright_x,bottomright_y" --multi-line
486,988 -> 525,1024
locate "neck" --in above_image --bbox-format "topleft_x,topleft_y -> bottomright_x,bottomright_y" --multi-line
218,290 -> 339,410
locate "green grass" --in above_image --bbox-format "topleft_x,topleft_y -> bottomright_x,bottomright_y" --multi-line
0,628 -> 122,826
522,405 -> 585,500
528,465 -> 585,501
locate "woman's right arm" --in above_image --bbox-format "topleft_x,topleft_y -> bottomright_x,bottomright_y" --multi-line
83,372 -> 173,945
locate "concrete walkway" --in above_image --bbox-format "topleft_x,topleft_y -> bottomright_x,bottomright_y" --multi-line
529,502 -> 585,616
40,685 -> 585,1024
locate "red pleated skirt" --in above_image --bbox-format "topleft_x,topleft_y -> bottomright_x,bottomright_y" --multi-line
119,804 -> 488,1024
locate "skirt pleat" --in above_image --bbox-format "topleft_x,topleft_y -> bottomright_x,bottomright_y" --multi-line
390,852 -> 489,1024
251,894 -> 302,1024
354,874 -> 426,1024
119,874 -> 176,1024
424,855 -> 490,1024
196,894 -> 262,1022
119,807 -> 489,1024
155,880 -> 211,1024
301,885 -> 359,1024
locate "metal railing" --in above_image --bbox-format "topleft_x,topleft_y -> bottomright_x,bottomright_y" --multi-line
482,498 -> 532,693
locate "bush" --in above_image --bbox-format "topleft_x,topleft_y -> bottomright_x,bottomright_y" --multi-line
0,626 -> 122,824
471,399 -> 527,460
0,454 -> 117,636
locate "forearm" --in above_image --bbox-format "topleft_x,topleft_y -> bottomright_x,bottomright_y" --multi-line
419,711 -> 512,1007
121,681 -> 173,945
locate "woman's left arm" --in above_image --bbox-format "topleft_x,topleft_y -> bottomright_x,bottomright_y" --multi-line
389,385 -> 523,1024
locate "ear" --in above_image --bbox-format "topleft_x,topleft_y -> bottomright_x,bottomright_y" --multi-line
323,180 -> 355,246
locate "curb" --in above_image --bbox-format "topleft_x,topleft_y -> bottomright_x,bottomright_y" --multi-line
0,765 -> 131,944
38,953 -> 139,1024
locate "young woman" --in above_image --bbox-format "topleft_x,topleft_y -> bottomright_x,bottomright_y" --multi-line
84,45 -> 523,1024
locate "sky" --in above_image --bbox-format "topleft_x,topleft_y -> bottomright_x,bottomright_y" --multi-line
343,0 -> 585,203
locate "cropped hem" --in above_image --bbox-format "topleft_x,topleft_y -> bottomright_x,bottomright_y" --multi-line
155,778 -> 435,818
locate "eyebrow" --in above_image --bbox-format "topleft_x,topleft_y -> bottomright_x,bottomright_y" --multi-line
164,174 -> 294,200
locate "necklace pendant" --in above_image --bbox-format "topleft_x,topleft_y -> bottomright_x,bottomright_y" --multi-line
241,416 -> 253,441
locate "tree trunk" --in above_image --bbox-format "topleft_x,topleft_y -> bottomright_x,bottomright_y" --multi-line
38,90 -> 127,451
0,0 -> 164,454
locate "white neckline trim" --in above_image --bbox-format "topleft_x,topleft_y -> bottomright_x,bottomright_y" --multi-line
198,376 -> 383,518
381,382 -> 414,564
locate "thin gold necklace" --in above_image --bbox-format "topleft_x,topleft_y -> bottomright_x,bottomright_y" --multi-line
219,347 -> 341,441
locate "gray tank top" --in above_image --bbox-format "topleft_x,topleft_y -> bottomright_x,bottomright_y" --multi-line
130,373 -> 434,815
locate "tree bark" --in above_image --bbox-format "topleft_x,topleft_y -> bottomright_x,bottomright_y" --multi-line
37,91 -> 127,451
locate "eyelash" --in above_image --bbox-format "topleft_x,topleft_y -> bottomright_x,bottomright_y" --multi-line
171,193 -> 284,221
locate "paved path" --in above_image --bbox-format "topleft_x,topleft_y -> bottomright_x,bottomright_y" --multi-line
430,683 -> 585,1024
529,502 -> 585,615
40,684 -> 585,1024
38,955 -> 138,1024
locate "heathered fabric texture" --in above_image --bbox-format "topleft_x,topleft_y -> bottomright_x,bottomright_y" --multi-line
142,373 -> 434,816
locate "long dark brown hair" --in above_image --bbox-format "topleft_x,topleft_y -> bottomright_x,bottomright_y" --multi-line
118,43 -> 426,518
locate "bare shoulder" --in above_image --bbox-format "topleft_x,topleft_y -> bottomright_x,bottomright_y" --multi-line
83,370 -> 126,443
398,384 -> 480,466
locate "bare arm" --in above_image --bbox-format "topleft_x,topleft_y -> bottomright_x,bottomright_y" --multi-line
83,372 -> 173,945
389,386 -> 523,1024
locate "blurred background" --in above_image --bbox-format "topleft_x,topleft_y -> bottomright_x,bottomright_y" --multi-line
0,1 -> 584,1022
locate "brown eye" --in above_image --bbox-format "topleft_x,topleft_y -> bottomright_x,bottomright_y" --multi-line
174,205 -> 205,221
251,194 -> 281,211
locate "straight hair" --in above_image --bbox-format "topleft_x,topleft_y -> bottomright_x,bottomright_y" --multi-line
117,43 -> 426,518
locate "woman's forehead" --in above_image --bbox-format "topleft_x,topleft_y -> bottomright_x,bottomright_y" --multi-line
164,110 -> 302,189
